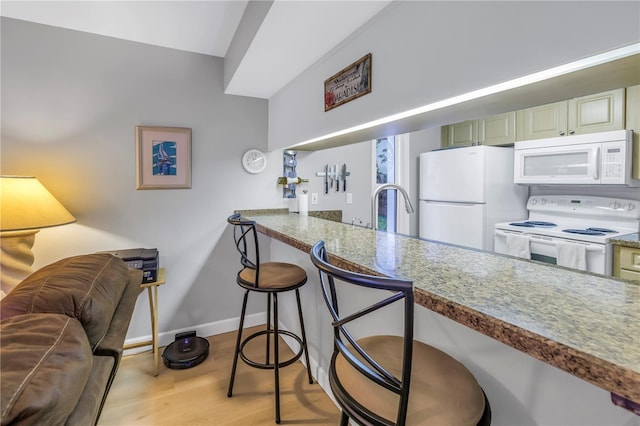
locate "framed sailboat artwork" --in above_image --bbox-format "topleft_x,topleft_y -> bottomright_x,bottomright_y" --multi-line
135,126 -> 192,189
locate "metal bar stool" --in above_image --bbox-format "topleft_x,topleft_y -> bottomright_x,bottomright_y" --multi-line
310,240 -> 491,426
227,214 -> 313,424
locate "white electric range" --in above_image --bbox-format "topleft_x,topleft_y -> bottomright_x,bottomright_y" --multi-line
494,195 -> 640,275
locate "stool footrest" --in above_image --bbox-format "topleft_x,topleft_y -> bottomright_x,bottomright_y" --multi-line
239,329 -> 304,370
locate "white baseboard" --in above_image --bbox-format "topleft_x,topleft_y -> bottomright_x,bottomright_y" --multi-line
123,311 -> 266,355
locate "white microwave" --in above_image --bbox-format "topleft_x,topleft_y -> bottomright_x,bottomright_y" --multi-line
514,130 -> 639,186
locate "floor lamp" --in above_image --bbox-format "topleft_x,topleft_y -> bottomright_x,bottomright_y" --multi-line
0,176 -> 76,296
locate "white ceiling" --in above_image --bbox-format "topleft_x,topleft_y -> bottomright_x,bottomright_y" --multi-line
0,0 -> 391,99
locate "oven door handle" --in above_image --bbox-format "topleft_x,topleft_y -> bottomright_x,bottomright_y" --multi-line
495,230 -> 605,253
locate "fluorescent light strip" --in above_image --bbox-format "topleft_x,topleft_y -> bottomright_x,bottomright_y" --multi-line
292,43 -> 640,148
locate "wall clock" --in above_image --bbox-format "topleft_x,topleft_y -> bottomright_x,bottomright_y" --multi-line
242,149 -> 267,174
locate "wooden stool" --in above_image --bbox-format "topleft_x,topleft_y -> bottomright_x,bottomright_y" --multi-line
227,214 -> 313,424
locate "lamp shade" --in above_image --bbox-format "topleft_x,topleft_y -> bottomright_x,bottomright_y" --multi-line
0,176 -> 76,232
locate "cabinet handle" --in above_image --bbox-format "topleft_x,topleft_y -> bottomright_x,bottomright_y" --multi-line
559,131 -> 565,136
569,130 -> 575,135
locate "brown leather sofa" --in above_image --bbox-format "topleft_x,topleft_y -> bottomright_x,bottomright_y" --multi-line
0,253 -> 143,426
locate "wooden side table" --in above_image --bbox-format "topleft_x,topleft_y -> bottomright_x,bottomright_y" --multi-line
124,267 -> 166,376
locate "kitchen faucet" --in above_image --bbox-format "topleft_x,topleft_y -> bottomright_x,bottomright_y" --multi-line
370,183 -> 414,230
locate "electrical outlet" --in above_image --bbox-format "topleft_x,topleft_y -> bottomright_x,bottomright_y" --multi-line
346,193 -> 353,204
311,193 -> 318,205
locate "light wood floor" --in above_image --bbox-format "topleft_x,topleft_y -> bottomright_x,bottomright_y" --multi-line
99,326 -> 341,425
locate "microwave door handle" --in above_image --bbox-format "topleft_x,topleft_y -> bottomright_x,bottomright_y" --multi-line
592,147 -> 600,180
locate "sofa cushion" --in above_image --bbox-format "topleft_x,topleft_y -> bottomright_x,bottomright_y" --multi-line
0,254 -> 130,349
0,313 -> 93,426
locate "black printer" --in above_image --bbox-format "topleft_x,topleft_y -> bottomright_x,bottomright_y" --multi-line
99,248 -> 159,283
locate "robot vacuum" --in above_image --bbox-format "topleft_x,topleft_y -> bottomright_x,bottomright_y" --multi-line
162,331 -> 209,369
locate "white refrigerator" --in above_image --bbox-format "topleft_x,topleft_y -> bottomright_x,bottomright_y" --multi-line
419,145 -> 528,251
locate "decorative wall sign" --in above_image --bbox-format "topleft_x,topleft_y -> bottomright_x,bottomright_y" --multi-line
324,53 -> 372,111
136,126 -> 191,189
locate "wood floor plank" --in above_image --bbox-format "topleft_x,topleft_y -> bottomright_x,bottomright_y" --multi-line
99,327 -> 340,425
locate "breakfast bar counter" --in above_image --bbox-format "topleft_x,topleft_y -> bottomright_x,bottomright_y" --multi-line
241,211 -> 640,406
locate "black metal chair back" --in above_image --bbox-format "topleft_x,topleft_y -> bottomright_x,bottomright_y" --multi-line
310,240 -> 415,425
227,213 -> 260,288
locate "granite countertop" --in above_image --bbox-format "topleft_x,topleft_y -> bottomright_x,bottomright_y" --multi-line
244,212 -> 640,404
611,233 -> 640,249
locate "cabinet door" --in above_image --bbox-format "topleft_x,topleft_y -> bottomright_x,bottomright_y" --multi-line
617,245 -> 640,271
568,88 -> 625,135
440,126 -> 449,148
479,112 -> 516,146
619,269 -> 640,281
516,101 -> 568,141
613,245 -> 640,281
447,120 -> 477,147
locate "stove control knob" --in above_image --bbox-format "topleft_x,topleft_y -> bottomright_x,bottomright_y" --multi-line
540,198 -> 547,205
611,202 -> 621,210
530,198 -> 538,205
626,203 -> 635,211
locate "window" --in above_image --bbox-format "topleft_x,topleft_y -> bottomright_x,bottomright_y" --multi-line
373,134 -> 410,233
375,137 -> 396,231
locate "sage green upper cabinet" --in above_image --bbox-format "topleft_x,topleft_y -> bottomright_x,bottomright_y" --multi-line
516,88 -> 625,141
569,89 -> 625,134
516,101 -> 568,140
446,119 -> 477,148
443,112 -> 516,148
627,85 -> 640,132
478,112 -> 516,146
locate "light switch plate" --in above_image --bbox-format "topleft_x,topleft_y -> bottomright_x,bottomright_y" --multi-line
311,193 -> 318,204
346,193 -> 353,204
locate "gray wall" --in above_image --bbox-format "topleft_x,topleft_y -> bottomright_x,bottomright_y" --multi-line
268,1 -> 640,149
295,142 -> 372,224
0,17 -> 286,343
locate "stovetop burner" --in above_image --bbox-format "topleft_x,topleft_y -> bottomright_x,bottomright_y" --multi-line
586,227 -> 616,233
562,227 -> 619,236
509,221 -> 557,228
563,229 -> 606,236
526,221 -> 557,227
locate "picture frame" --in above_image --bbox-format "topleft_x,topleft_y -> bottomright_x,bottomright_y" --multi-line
324,53 -> 372,111
136,126 -> 192,190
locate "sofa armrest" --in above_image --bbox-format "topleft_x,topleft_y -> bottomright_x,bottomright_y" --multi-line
97,269 -> 143,353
